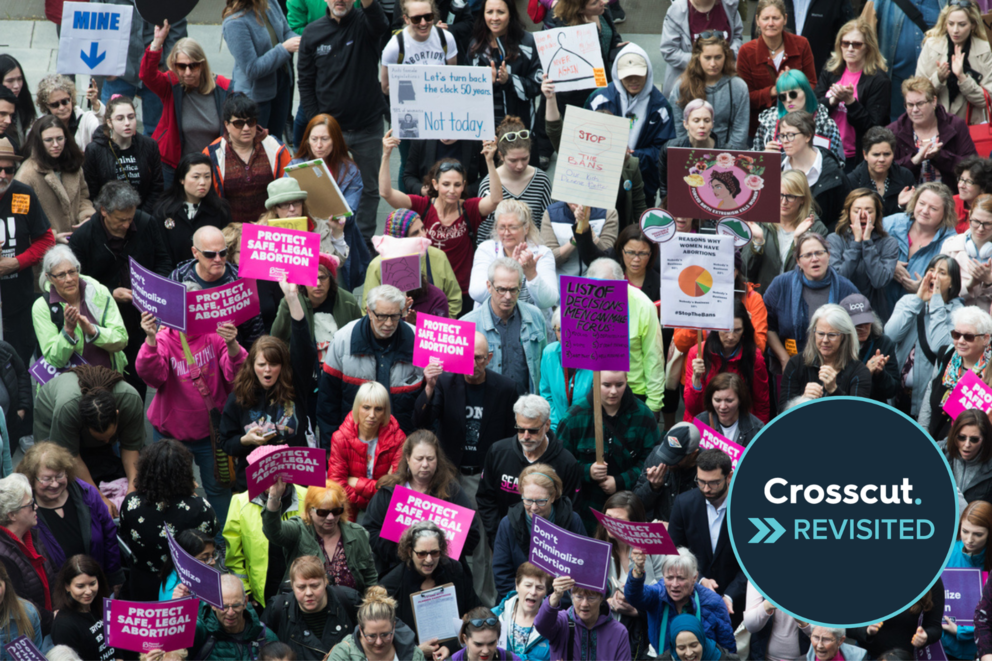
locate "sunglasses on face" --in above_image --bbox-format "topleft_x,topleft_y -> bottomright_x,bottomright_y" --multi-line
952,330 -> 988,342
777,90 -> 801,103
516,425 -> 542,435
841,40 -> 864,49
407,12 -> 434,23
175,61 -> 203,72
196,248 -> 228,260
0,165 -> 16,175
313,506 -> 345,518
414,549 -> 442,559
958,434 -> 982,443
228,118 -> 257,130
48,97 -> 71,109
499,130 -> 531,143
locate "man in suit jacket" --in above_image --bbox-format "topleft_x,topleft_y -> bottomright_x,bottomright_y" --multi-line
668,448 -> 746,625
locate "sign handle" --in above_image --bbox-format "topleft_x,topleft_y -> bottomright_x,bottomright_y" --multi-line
697,330 -> 703,358
593,371 -> 603,464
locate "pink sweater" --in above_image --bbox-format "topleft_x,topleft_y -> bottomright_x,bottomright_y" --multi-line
136,329 -> 247,441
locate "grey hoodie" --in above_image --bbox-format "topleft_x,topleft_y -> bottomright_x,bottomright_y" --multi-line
659,0 -> 743,98
670,75 -> 750,149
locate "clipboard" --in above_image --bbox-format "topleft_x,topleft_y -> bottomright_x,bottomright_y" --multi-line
285,159 -> 353,220
410,582 -> 461,644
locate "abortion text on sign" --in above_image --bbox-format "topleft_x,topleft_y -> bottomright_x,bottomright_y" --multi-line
185,278 -> 260,336
693,419 -> 744,469
379,485 -> 476,561
942,370 -> 992,420
104,597 -> 198,653
245,447 -> 328,500
412,313 -> 475,375
238,223 -> 320,287
528,514 -> 612,592
129,257 -> 188,332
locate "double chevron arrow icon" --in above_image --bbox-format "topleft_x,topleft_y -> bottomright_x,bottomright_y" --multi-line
748,517 -> 786,544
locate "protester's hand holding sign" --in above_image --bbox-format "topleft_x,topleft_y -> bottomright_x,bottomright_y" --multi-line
818,365 -> 839,395
692,357 -> 706,389
911,626 -> 928,648
216,322 -> 240,357
141,311 -> 159,346
151,18 -> 171,51
630,548 -> 646,578
549,575 -> 576,607
423,358 -> 443,399
942,616 -> 958,636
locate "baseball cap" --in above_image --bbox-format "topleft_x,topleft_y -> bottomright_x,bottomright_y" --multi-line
654,422 -> 702,466
840,294 -> 874,326
616,53 -> 648,80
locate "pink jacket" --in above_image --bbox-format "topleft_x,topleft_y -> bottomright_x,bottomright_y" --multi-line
136,329 -> 247,441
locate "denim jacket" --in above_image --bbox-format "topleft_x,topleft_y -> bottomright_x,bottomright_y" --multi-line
463,299 -> 548,394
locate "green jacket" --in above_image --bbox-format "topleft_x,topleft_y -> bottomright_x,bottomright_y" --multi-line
328,627 -> 427,661
557,388 -> 661,534
261,506 -> 378,596
270,289 -> 363,347
192,601 -> 278,660
32,275 -> 128,373
223,485 -> 309,603
362,246 -> 463,318
286,0 -> 327,33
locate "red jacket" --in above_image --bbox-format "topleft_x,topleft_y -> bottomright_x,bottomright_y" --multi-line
139,46 -> 231,169
682,343 -> 771,423
736,31 -> 817,137
328,412 -> 406,515
45,0 -> 83,24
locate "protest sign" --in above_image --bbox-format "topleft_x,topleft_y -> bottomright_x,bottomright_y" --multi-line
534,24 -> 607,92
640,208 -> 677,244
716,218 -> 753,248
660,234 -> 735,331
166,528 -> 223,609
551,107 -> 631,209
666,148 -> 779,222
529,515 -> 611,592
590,509 -> 679,554
238,223 -> 320,287
285,159 -> 354,219
380,485 -> 476,561
57,3 -> 133,76
917,642 -> 949,661
104,597 -> 198,653
412,313 -> 475,375
388,65 -> 496,140
185,278 -> 260,336
693,419 -> 745,470
942,568 -> 983,625
942,371 -> 992,420
245,446 -> 327,500
3,636 -> 47,661
382,253 -> 422,292
29,353 -> 86,386
560,275 -> 629,371
267,217 -> 309,232
130,257 -> 187,332
135,0 -> 199,25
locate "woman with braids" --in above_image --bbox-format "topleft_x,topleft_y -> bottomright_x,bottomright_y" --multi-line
119,439 -> 217,602
32,365 -> 145,518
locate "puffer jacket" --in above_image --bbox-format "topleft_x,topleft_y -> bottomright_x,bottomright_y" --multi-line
191,601 -> 278,660
327,624 -> 426,661
261,584 -> 359,660
83,125 -> 164,214
0,527 -> 54,636
659,0 -> 743,98
328,412 -> 406,512
752,104 -> 845,167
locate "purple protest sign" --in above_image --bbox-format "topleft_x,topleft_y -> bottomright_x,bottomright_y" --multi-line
590,509 -> 679,554
529,514 -> 611,592
382,253 -> 422,292
28,352 -> 86,386
412,313 -> 475,375
166,527 -> 224,609
104,597 -> 198,653
942,371 -> 992,420
916,642 -> 949,660
245,446 -> 328,500
560,275 -> 629,371
239,223 -> 320,287
3,636 -> 47,661
129,257 -> 188,332
379,485 -> 476,560
693,419 -> 745,470
942,567 -> 983,625
185,278 -> 260,336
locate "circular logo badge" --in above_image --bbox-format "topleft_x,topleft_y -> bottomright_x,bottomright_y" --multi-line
640,208 -> 677,244
729,398 -> 957,626
716,218 -> 752,248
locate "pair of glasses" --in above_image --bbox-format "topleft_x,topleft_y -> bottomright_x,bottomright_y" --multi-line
0,165 -> 16,175
840,40 -> 864,49
407,12 -> 434,23
42,135 -> 65,145
499,130 -> 531,143
799,250 -> 827,260
958,434 -> 982,443
521,498 -> 550,508
697,30 -> 725,41
175,61 -> 203,72
48,97 -> 71,109
905,100 -> 932,110
494,286 -> 520,296
313,506 -> 345,518
960,176 -> 977,187
815,331 -> 842,341
36,473 -> 67,485
228,118 -> 258,130
972,218 -> 992,232
370,309 -> 402,323
361,629 -> 395,643
219,602 -> 245,612
516,425 -> 542,435
623,249 -> 651,259
468,618 -> 500,628
414,549 -> 442,559
196,247 -> 228,260
317,274 -> 331,282
780,193 -> 799,203
694,476 -> 724,489
49,268 -> 79,281
438,161 -> 465,174
777,90 -> 801,103
952,330 -> 988,341
778,131 -> 801,143
14,499 -> 36,512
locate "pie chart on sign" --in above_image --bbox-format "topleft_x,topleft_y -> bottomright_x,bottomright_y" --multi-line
679,265 -> 713,297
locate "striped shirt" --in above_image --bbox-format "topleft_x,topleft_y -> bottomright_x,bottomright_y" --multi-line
476,168 -> 553,246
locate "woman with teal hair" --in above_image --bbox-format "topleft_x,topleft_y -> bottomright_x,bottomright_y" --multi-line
752,70 -> 845,166
659,614 -> 741,661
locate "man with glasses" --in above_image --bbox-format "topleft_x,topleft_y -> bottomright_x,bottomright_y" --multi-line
191,574 -> 278,659
169,225 -> 264,351
318,284 -> 423,439
668,448 -> 746,626
463,257 -> 547,396
475,394 -> 580,547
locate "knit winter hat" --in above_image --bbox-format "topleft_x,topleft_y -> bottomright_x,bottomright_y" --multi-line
318,252 -> 338,279
384,209 -> 421,238
265,178 -> 308,209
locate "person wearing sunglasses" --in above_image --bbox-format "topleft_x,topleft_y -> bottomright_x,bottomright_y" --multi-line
203,94 -> 291,226
0,474 -> 54,637
189,573 -> 279,659
452,607 -> 519,661
940,414 -> 992,509
327,585 -> 423,661
34,74 -> 103,152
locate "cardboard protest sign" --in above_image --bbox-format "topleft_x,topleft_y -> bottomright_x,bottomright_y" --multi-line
412,313 -> 475,375
3,636 -> 47,661
388,65 -> 496,140
130,257 -> 187,332
551,107 -> 630,209
104,597 -> 198,653
267,217 -> 309,232
693,419 -> 745,470
380,485 -> 476,560
560,275 -> 629,371
135,0 -> 199,25
529,515 -> 611,592
534,24 -> 607,92
185,278 -> 260,336
666,148 -> 779,222
660,234 -> 735,331
166,528 -> 223,609
942,371 -> 992,420
590,509 -> 679,554
285,159 -> 354,219
382,254 -> 422,292
942,568 -> 983,625
57,2 -> 133,76
29,353 -> 86,386
238,223 -> 320,287
245,447 -> 327,500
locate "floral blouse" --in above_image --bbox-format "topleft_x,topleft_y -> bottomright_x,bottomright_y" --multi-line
321,536 -> 357,590
119,492 -> 217,573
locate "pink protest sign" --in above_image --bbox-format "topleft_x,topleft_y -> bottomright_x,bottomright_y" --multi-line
590,509 -> 679,554
692,419 -> 745,469
104,597 -> 198,653
379,484 -> 476,560
942,371 -> 992,420
238,223 -> 320,286
185,278 -> 260,336
382,253 -> 422,292
412,313 -> 475,375
245,447 -> 328,500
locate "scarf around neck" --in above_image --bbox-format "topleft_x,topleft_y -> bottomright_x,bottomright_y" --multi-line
789,268 -> 842,347
946,34 -> 977,105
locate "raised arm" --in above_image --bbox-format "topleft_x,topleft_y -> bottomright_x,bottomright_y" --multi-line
379,129 -> 413,209
477,140 -> 502,217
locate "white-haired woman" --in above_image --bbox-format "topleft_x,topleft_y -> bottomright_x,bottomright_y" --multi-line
0,474 -> 55,636
780,303 -> 872,407
920,305 -> 992,439
31,244 -> 128,373
469,199 -> 558,311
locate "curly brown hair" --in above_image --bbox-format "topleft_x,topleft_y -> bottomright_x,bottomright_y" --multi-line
377,431 -> 458,500
232,335 -> 296,409
397,520 -> 449,568
134,439 -> 196,504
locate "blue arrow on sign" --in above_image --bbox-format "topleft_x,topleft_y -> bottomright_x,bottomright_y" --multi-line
80,42 -> 106,69
748,517 -> 787,544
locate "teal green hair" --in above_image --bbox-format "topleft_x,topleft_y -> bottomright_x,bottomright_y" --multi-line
775,70 -> 818,118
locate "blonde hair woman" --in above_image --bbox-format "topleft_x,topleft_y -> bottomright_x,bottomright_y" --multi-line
327,586 -> 426,660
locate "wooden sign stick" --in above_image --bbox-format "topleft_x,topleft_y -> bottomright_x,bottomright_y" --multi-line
593,370 -> 604,464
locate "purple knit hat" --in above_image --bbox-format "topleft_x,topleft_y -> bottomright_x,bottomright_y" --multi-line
384,209 -> 420,238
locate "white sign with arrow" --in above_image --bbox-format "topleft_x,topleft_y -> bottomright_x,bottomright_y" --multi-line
56,2 -> 132,77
